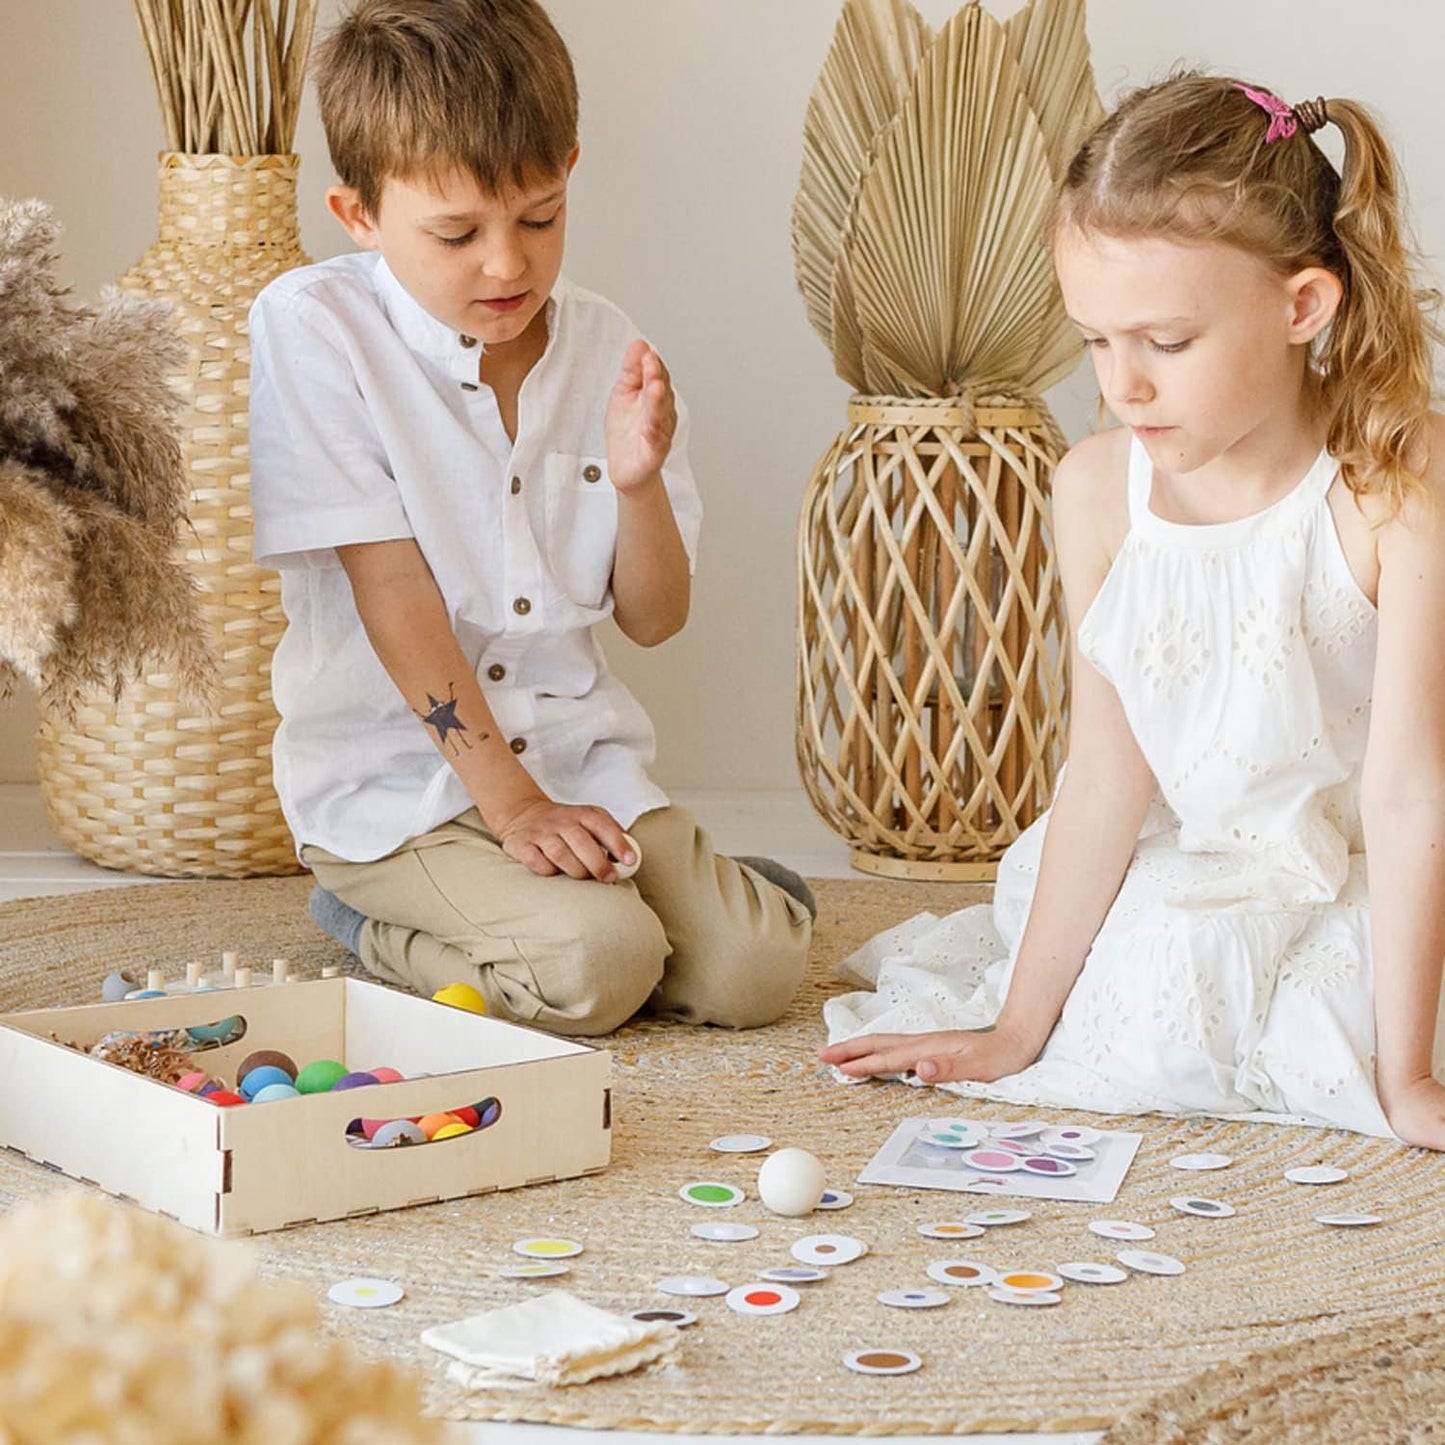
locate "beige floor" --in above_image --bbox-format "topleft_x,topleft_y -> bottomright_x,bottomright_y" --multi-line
0,784 -> 1100,1445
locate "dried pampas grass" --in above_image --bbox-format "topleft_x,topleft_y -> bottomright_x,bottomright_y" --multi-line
0,1192 -> 445,1443
793,0 -> 1104,396
0,197 -> 215,714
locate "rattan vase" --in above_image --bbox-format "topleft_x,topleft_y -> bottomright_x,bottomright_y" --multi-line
36,153 -> 309,878
797,394 -> 1068,880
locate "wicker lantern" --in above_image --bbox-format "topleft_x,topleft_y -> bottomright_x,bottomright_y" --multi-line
36,4 -> 317,878
792,0 -> 1102,878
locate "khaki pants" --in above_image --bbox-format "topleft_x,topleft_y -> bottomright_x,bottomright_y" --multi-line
302,805 -> 811,1036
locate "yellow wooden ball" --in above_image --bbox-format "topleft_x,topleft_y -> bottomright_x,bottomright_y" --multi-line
431,982 -> 487,1014
431,1121 -> 473,1140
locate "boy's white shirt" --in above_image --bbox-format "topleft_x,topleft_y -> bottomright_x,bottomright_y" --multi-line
248,252 -> 702,862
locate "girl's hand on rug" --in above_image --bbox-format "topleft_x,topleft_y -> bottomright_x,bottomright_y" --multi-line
818,1028 -> 1039,1084
1381,1075 -> 1445,1152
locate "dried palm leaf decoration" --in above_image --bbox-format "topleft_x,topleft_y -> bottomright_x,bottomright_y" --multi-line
793,0 -> 1103,876
36,0 -> 317,878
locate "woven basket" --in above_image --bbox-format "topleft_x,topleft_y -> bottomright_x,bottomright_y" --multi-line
797,395 -> 1068,880
36,153 -> 309,878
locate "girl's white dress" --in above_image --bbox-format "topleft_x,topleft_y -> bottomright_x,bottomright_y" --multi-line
826,439 -> 1445,1137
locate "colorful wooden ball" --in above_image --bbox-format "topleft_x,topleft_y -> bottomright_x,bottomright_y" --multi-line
452,1105 -> 481,1128
238,1065 -> 293,1100
175,1071 -> 210,1094
236,1050 -> 298,1086
418,1112 -> 462,1139
206,1090 -> 246,1107
370,1119 -> 427,1148
250,1082 -> 300,1103
367,1066 -> 404,1084
102,970 -> 137,1003
294,1059 -> 348,1094
188,1016 -> 242,1045
431,983 -> 487,1014
332,1071 -> 380,1091
431,1121 -> 473,1140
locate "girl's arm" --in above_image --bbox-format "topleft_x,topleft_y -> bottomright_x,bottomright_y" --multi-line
1360,414 -> 1445,1151
821,431 -> 1157,1083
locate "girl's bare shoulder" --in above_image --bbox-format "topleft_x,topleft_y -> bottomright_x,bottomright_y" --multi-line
1052,427 -> 1132,569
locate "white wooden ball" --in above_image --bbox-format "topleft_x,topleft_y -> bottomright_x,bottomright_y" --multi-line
757,1148 -> 827,1216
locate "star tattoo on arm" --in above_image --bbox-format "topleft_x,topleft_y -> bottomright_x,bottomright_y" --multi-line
415,683 -> 486,754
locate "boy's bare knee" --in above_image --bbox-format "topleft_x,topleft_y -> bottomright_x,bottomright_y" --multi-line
529,890 -> 669,1036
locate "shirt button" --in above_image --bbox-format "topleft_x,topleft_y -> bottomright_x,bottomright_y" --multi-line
459,334 -> 477,348
513,597 -> 531,615
582,463 -> 602,483
487,663 -> 506,682
509,737 -> 527,755
460,381 -> 478,391
510,476 -> 522,495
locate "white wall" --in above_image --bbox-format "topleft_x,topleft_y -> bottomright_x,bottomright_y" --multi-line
1,0 -> 1442,795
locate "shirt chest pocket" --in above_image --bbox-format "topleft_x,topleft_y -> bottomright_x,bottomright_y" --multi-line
544,452 -> 618,609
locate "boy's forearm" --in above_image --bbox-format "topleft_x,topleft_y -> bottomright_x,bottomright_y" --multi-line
337,542 -> 546,834
994,766 -> 1153,1054
611,474 -> 690,646
1361,791 -> 1445,1099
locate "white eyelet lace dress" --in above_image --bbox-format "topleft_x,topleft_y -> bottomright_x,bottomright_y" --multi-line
825,438 -> 1445,1137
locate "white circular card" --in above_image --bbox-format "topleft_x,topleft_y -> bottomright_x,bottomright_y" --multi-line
327,1277 -> 404,1309
916,1221 -> 986,1241
691,1221 -> 760,1243
878,1287 -> 952,1309
725,1282 -> 801,1316
790,1233 -> 867,1266
1170,1196 -> 1236,1219
989,1287 -> 1061,1306
1089,1219 -> 1156,1241
1170,1153 -> 1234,1172
844,1348 -> 923,1375
1057,1261 -> 1129,1285
1118,1249 -> 1186,1276
656,1275 -> 730,1297
1285,1165 -> 1349,1186
966,1209 -> 1032,1227
709,1134 -> 773,1154
927,1259 -> 998,1288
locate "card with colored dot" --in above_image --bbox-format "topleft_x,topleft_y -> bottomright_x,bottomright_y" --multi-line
726,1283 -> 800,1315
844,1348 -> 922,1375
878,1287 -> 951,1309
327,1277 -> 404,1308
680,1181 -> 746,1207
512,1237 -> 584,1259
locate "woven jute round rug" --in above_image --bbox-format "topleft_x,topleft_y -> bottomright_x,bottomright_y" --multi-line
0,876 -> 1442,1434
1103,1309 -> 1445,1443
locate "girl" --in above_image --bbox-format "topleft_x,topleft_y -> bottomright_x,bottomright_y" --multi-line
818,72 -> 1445,1152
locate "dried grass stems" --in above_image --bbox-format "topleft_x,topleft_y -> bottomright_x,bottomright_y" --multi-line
793,0 -> 1104,397
0,1193 -> 446,1442
133,0 -> 318,155
0,199 -> 215,713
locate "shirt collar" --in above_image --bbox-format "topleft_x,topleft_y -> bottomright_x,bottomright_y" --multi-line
374,255 -> 567,364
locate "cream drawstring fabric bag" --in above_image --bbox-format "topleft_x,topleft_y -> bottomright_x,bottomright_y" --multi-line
421,1291 -> 681,1389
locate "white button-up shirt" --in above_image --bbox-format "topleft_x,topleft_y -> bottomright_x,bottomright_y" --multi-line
249,254 -> 702,861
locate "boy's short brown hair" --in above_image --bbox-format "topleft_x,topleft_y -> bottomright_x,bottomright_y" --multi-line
315,0 -> 578,215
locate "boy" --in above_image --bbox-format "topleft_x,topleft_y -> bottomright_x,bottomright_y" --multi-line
248,0 -> 813,1036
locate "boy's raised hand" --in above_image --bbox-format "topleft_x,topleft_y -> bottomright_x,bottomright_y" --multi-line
605,339 -> 676,492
